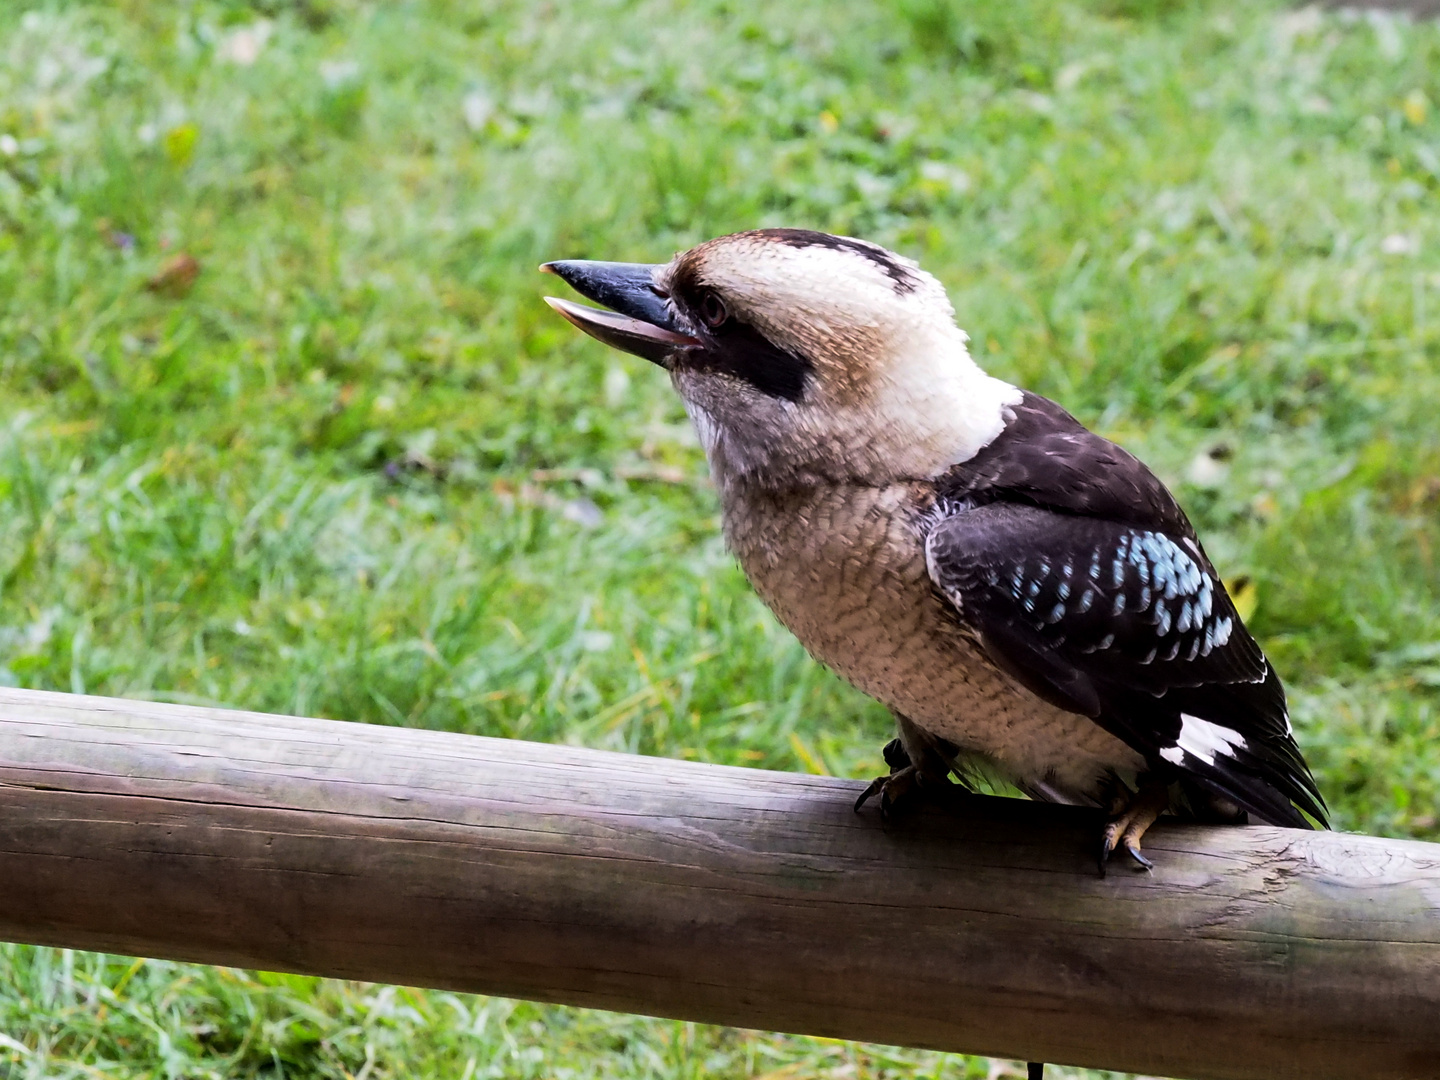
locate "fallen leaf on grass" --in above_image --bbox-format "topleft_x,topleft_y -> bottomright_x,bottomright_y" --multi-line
146,253 -> 201,298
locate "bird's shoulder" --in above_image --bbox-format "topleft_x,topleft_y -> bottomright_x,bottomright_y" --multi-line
934,391 -> 1190,537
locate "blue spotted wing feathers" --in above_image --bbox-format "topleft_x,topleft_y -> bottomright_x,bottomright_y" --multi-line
928,394 -> 1327,829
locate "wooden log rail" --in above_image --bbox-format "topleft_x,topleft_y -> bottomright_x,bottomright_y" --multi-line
0,688 -> 1437,1080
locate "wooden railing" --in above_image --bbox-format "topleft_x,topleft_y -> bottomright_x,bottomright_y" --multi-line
0,688 -> 1436,1080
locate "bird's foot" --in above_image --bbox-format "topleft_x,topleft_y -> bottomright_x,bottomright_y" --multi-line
854,737 -> 951,818
1098,781 -> 1169,877
1027,1064 -> 1045,1080
853,763 -> 921,817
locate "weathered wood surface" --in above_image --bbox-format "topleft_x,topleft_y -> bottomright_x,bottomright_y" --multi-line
0,687 -> 1437,1080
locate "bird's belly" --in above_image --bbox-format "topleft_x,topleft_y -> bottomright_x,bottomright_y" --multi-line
723,483 -> 1144,799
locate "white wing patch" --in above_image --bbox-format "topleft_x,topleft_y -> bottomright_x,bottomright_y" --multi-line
1159,713 -> 1248,766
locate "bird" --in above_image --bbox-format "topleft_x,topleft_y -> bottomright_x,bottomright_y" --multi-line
540,228 -> 1327,873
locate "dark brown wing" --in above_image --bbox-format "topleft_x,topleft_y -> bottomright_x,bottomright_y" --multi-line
927,395 -> 1327,828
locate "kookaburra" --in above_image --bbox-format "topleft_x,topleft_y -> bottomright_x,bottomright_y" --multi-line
542,228 -> 1327,872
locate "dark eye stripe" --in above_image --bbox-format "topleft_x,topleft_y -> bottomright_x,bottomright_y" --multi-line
664,255 -> 814,402
682,318 -> 813,403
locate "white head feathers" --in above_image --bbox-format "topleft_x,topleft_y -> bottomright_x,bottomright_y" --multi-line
655,230 -> 1020,488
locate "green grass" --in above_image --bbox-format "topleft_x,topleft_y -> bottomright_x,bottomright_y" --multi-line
2,0 -> 1439,1076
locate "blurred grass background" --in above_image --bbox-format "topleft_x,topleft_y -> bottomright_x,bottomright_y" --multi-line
1,0 -> 1439,1077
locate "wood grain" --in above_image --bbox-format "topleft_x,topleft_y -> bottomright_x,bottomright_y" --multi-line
0,687 -> 1436,1080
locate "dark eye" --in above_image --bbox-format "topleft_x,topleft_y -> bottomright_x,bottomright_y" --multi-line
698,290 -> 728,328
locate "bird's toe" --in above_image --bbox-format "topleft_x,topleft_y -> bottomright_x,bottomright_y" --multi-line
855,762 -> 954,818
1098,782 -> 1168,876
853,764 -> 920,817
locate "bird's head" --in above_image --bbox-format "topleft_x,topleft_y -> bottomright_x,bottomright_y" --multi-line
543,229 -> 1018,488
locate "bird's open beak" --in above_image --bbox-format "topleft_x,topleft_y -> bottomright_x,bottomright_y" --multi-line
541,260 -> 701,367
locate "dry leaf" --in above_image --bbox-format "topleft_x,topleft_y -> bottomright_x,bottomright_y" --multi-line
146,253 -> 201,298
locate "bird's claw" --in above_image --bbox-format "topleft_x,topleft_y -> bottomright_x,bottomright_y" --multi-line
856,738 -> 916,814
854,773 -> 887,813
1097,782 -> 1168,877
854,763 -> 921,817
856,734 -> 957,818
1097,830 -> 1155,875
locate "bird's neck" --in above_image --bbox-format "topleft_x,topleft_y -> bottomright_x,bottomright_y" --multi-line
865,326 -> 1021,476
695,347 -> 1020,499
